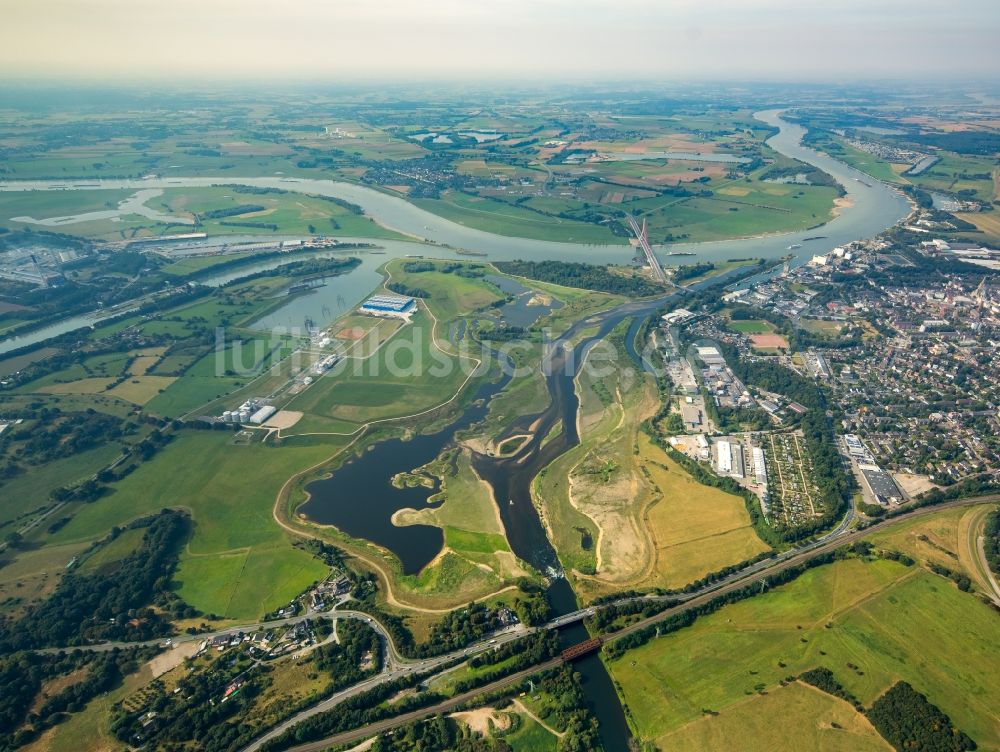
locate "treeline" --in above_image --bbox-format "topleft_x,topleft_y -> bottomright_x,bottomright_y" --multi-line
259,673 -> 445,751
984,508 -> 1000,577
0,510 -> 189,652
402,261 -> 485,278
478,325 -> 527,342
370,715 -> 513,752
586,598 -> 675,634
866,681 -> 976,751
172,244 -> 369,282
348,581 -> 548,660
799,667 -> 861,709
604,547 -> 847,659
494,260 -> 663,296
927,562 -> 973,592
218,220 -> 278,230
220,256 -> 360,287
455,632 -> 558,693
386,281 -> 430,298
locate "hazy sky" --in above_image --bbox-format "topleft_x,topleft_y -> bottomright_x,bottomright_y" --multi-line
3,0 -> 999,81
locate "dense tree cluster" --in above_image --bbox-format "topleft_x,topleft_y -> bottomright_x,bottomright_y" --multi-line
371,715 -> 512,752
672,262 -> 716,282
984,509 -> 1000,577
314,619 -> 382,683
509,579 -> 551,626
866,682 -> 976,752
402,261 -> 485,278
532,666 -> 603,752
494,260 -> 662,296
421,603 -> 503,656
0,649 -> 150,751
1,409 -> 128,467
0,510 -> 189,652
387,281 -> 431,298
798,667 -> 861,710
477,325 -> 527,342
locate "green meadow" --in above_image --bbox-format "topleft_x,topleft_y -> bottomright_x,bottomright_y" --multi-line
607,556 -> 1000,750
45,429 -> 345,619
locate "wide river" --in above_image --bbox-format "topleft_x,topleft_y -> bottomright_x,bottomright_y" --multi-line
0,109 -> 910,356
0,111 -> 912,746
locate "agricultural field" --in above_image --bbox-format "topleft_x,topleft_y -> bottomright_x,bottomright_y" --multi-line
867,503 -> 1000,603
607,553 -> 1000,750
534,320 -> 768,600
43,429 -> 340,619
415,192 -> 621,245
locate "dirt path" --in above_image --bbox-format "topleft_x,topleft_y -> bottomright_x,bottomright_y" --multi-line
959,505 -> 1000,606
512,698 -> 565,738
268,266 -> 516,614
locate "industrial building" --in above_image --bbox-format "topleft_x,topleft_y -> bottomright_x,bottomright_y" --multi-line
859,464 -> 904,506
714,439 -> 745,479
696,346 -> 726,366
662,308 -> 695,325
360,294 -> 416,318
752,446 -> 767,486
220,397 -> 275,425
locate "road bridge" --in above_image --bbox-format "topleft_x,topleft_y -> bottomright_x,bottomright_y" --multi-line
628,214 -> 666,283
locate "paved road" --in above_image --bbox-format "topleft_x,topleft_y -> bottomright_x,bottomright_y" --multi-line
32,495 -> 997,751
256,494 -> 997,752
275,657 -> 565,752
239,623 -> 529,752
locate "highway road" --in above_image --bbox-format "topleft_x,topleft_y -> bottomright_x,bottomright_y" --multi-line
30,495 -> 997,752
248,494 -> 998,752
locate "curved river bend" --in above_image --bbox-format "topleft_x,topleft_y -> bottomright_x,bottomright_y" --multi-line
0,112 -> 911,748
0,110 -> 909,356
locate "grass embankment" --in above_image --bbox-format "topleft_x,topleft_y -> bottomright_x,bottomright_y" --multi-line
534,320 -> 768,600
275,260 -> 558,610
607,552 -> 1000,751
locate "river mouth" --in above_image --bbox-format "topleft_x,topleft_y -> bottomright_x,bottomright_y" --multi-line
1,111 -> 910,358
